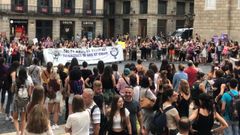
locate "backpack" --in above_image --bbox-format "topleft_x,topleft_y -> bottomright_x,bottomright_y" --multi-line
150,106 -> 174,135
70,80 -> 83,95
204,80 -> 214,97
17,83 -> 28,99
91,105 -> 108,135
228,91 -> 240,121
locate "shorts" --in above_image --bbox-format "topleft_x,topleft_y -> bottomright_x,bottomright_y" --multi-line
46,91 -> 62,103
68,94 -> 74,105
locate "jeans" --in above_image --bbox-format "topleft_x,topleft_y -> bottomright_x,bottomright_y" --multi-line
224,120 -> 239,135
5,91 -> 13,115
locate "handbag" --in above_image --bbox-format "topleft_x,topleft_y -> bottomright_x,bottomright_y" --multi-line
140,89 -> 154,109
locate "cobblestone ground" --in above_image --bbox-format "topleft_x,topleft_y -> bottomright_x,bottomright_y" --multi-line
0,60 -> 212,134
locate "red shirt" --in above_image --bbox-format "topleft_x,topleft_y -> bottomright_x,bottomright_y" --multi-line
184,66 -> 198,88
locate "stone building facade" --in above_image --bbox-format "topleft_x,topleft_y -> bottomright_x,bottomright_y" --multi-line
0,0 -> 104,41
194,0 -> 240,40
104,0 -> 194,38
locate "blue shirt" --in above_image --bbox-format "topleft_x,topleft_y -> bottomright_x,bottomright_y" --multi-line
173,71 -> 188,91
221,89 -> 239,120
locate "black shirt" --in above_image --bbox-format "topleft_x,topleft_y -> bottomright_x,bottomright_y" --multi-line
124,100 -> 141,135
80,69 -> 92,80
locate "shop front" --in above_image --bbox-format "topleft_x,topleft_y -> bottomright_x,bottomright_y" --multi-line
36,20 -> 53,40
60,21 -> 75,40
82,21 -> 95,40
9,19 -> 28,41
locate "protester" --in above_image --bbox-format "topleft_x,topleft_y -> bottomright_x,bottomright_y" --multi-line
190,93 -> 228,135
108,95 -> 132,135
25,105 -> 53,135
124,87 -> 144,135
82,88 -> 101,135
65,95 -> 90,135
12,67 -> 31,135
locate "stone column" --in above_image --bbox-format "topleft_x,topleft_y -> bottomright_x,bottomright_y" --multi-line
75,19 -> 82,37
131,0 -> 139,14
28,19 -> 36,40
147,17 -> 157,37
130,18 -> 138,37
166,19 -> 176,35
114,18 -> 122,35
115,0 -> 122,14
75,0 -> 83,13
148,0 -> 157,14
52,19 -> 60,40
95,19 -> 103,37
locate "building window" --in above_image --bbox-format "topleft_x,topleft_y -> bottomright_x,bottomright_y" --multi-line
12,0 -> 27,12
158,0 -> 167,15
176,20 -> 185,29
109,2 -> 115,15
140,0 -> 148,14
38,0 -> 52,13
15,0 -> 24,5
157,20 -> 166,35
190,3 -> 194,13
62,0 -> 74,14
123,1 -> 130,14
40,0 -> 49,6
205,0 -> 216,10
177,2 -> 185,15
83,0 -> 96,15
123,19 -> 130,34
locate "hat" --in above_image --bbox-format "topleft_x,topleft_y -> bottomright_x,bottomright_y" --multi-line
124,68 -> 131,76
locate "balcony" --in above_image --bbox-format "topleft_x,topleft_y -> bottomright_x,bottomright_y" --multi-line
11,4 -> 27,13
0,4 -> 104,17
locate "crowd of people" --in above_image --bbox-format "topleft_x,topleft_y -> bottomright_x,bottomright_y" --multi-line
0,33 -> 240,135
0,33 -> 239,67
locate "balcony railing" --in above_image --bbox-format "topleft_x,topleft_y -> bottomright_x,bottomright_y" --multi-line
0,4 -> 103,16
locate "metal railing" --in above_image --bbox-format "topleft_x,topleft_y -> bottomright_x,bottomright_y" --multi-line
0,4 -> 104,16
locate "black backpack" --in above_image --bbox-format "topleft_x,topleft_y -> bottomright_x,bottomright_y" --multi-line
228,91 -> 240,121
91,105 -> 108,135
150,106 -> 174,135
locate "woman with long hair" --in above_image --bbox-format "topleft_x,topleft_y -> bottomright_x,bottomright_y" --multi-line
85,67 -> 100,89
26,85 -> 45,118
47,72 -> 62,129
67,66 -> 84,114
177,80 -> 191,117
65,95 -> 90,135
108,95 -> 132,135
162,89 -> 180,135
189,93 -> 228,135
139,76 -> 156,134
25,105 -> 53,135
5,61 -> 20,121
101,66 -> 116,105
12,67 -> 31,135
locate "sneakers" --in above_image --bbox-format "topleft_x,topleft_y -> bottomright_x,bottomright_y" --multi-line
5,115 -> 13,121
51,124 -> 59,130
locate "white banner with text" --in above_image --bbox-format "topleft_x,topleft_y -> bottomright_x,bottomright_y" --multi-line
43,45 -> 124,66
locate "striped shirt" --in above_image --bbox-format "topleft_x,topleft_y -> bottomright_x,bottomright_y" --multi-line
87,102 -> 101,135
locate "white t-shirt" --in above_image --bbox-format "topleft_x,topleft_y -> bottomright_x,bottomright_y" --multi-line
112,108 -> 130,130
65,110 -> 90,135
133,86 -> 140,102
